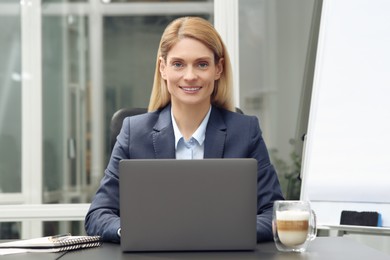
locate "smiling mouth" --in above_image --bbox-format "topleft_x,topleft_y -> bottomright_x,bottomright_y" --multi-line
180,86 -> 202,92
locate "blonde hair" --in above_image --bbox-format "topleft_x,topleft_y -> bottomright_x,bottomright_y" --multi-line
148,16 -> 235,112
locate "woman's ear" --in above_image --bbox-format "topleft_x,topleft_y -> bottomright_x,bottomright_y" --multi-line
215,58 -> 224,80
159,57 -> 167,80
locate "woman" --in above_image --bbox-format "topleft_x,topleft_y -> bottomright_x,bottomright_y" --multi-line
85,16 -> 284,243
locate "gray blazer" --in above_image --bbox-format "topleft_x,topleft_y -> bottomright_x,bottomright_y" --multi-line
85,104 -> 284,243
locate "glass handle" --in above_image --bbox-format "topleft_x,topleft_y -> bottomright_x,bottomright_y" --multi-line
309,209 -> 317,241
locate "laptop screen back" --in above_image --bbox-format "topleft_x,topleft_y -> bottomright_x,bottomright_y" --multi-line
119,159 -> 257,252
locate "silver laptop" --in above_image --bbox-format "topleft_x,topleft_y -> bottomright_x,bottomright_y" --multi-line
119,159 -> 257,252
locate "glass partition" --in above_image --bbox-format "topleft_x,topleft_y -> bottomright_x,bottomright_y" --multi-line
0,3 -> 22,194
0,222 -> 21,239
239,0 -> 319,199
42,14 -> 90,204
43,221 -> 86,237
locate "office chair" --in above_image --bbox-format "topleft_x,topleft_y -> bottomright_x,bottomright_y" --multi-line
109,106 -> 244,152
235,107 -> 244,114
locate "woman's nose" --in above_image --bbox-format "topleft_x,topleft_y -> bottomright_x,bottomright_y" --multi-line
183,67 -> 197,81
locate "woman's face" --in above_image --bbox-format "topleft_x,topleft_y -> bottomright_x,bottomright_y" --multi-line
160,37 -> 223,110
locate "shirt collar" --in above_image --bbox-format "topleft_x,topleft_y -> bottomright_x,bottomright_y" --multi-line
171,106 -> 212,149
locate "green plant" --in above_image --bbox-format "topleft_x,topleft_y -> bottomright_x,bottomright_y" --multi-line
269,148 -> 302,200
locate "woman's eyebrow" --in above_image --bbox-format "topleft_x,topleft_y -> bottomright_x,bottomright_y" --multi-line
195,56 -> 213,60
168,57 -> 184,61
168,56 -> 213,62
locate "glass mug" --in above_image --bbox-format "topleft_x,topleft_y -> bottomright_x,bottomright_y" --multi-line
272,200 -> 317,252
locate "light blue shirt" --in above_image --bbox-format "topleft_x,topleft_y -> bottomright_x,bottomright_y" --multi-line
171,107 -> 211,159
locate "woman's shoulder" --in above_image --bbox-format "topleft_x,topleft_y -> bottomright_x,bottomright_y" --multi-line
215,106 -> 258,122
121,109 -> 160,129
124,106 -> 172,130
211,106 -> 260,132
212,106 -> 262,137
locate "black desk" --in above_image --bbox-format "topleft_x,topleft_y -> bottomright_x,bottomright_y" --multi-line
2,237 -> 389,260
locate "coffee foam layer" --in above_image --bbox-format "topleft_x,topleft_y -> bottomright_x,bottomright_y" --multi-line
276,210 -> 310,221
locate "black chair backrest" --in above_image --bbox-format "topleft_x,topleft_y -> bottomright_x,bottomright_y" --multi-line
110,107 -> 147,152
235,107 -> 244,114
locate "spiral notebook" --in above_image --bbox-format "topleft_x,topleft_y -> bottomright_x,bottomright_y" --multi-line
0,233 -> 101,255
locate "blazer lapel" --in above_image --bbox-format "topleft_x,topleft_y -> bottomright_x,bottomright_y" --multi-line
152,105 -> 176,159
204,107 -> 227,158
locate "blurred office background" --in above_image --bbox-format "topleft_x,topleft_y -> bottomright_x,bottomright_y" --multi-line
0,0 -> 318,239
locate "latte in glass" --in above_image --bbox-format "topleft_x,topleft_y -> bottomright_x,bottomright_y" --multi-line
272,200 -> 317,252
276,210 -> 309,246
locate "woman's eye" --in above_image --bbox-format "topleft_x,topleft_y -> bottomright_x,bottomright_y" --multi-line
172,62 -> 183,68
198,62 -> 208,69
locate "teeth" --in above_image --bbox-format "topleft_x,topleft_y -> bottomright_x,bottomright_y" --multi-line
182,87 -> 200,91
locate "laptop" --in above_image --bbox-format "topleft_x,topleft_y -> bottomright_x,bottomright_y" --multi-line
119,158 -> 257,252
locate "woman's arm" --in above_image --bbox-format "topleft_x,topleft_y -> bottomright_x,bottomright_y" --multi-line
85,118 -> 131,242
84,169 -> 121,242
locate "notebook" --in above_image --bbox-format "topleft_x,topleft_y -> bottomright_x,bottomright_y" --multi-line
0,234 -> 101,255
119,158 -> 257,252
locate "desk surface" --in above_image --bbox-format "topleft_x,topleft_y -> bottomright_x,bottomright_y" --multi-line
2,237 -> 389,260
